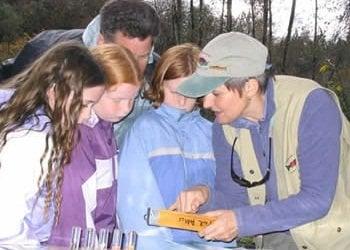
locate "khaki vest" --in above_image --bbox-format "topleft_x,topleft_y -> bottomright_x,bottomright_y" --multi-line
223,75 -> 350,250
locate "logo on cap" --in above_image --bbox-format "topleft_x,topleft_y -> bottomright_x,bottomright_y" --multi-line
199,52 -> 228,72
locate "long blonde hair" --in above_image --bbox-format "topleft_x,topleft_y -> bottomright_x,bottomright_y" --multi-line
0,42 -> 106,221
146,43 -> 200,107
90,44 -> 141,89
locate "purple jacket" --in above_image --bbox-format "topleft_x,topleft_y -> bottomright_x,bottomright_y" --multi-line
49,116 -> 117,246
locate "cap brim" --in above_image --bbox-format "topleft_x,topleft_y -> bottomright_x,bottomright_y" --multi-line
177,73 -> 230,98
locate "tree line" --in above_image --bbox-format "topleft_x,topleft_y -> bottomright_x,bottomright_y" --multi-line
1,0 -> 349,118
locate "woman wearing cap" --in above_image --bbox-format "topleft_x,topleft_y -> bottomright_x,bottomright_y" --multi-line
173,32 -> 350,250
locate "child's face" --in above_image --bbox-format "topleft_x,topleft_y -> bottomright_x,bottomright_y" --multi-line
78,85 -> 105,124
93,83 -> 140,122
163,77 -> 196,112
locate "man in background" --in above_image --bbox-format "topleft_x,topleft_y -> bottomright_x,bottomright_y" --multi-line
0,0 -> 160,145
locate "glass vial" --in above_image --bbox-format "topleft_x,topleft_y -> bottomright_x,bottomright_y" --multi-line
125,231 -> 137,250
69,226 -> 82,250
111,229 -> 123,250
82,227 -> 96,250
98,228 -> 109,250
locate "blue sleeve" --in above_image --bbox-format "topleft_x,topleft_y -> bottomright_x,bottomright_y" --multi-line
117,120 -> 166,233
235,89 -> 342,236
184,116 -> 216,190
117,120 -> 178,246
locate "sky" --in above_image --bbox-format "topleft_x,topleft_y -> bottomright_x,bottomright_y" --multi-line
201,0 -> 346,39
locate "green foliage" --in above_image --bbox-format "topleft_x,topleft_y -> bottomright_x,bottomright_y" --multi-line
154,0 -> 222,53
0,2 -> 23,43
0,0 -> 105,60
19,0 -> 105,34
319,60 -> 350,120
0,35 -> 30,61
325,80 -> 350,120
237,237 -> 256,249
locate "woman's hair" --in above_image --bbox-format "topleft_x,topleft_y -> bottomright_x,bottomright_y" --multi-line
146,43 -> 200,107
90,43 -> 141,89
224,65 -> 276,96
0,41 -> 105,221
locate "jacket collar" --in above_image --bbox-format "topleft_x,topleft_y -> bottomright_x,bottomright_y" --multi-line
157,104 -> 199,123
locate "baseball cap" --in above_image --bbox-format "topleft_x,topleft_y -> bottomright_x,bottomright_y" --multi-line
177,32 -> 268,97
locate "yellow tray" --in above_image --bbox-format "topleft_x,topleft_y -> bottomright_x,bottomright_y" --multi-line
146,208 -> 216,232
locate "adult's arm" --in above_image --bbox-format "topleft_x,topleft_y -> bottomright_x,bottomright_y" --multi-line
11,30 -> 84,78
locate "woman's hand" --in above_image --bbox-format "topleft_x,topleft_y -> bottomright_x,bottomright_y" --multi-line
199,210 -> 238,242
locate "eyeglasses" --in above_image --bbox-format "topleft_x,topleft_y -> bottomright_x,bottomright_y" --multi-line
230,137 -> 271,187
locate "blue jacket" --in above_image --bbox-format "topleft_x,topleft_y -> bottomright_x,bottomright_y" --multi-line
117,104 -> 216,248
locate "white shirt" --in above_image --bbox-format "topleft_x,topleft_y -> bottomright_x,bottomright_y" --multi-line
0,129 -> 53,246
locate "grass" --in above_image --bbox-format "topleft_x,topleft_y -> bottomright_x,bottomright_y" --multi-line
0,35 -> 31,61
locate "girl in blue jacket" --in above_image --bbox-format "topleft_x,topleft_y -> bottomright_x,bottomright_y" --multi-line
118,44 -> 234,249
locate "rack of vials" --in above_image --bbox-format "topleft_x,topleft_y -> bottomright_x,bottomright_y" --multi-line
70,227 -> 137,250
